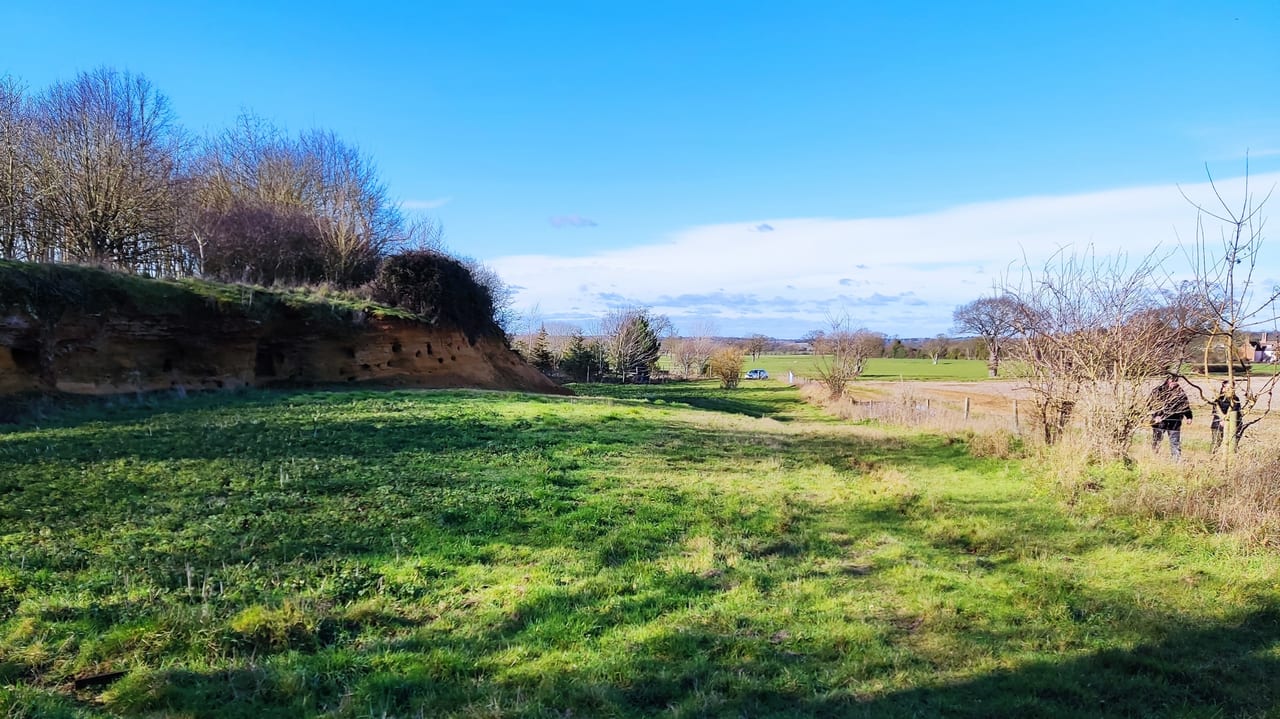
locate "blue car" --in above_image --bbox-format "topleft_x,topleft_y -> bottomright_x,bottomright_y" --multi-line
745,369 -> 769,380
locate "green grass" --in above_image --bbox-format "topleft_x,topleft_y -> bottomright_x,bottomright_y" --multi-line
565,379 -> 834,421
737,354 -> 991,381
1,384 -> 1277,718
0,259 -> 418,324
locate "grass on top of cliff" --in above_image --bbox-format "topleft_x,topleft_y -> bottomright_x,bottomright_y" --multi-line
2,383 -> 1279,718
0,259 -> 417,323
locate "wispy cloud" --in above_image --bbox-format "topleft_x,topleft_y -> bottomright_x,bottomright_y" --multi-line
753,223 -> 775,232
490,173 -> 1280,337
402,197 -> 453,210
549,215 -> 598,228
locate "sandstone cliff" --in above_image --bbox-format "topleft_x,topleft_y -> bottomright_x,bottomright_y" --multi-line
0,261 -> 566,397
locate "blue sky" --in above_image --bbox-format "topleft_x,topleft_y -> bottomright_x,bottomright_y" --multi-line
4,1 -> 1280,338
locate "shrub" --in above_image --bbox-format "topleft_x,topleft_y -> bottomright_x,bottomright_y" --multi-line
196,202 -> 330,287
708,347 -> 744,388
371,250 -> 498,340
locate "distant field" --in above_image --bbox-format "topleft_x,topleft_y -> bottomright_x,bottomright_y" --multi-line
738,354 -> 990,381
2,384 -> 1277,717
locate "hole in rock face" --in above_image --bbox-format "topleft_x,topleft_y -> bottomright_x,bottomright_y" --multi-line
10,346 -> 39,373
415,350 -> 422,358
438,357 -> 444,364
392,341 -> 402,353
344,347 -> 356,359
360,363 -> 371,371
426,342 -> 433,355
254,345 -> 275,378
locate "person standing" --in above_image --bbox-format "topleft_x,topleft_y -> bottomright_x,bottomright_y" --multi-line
1210,380 -> 1243,452
1149,375 -> 1193,459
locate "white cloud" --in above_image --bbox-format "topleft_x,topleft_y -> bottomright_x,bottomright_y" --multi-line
489,173 -> 1280,337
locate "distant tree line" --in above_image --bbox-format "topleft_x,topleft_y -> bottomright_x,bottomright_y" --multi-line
513,312 -> 997,387
514,308 -> 670,384
0,68 -> 508,334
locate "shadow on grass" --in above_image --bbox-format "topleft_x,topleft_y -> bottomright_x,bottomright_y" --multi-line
79,601 -> 1280,718
4,388 -> 1276,717
829,604 -> 1280,718
0,412 -> 990,592
0,386 -> 973,478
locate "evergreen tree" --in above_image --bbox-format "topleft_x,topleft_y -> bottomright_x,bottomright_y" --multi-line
614,314 -> 661,383
560,331 -> 594,381
531,325 -> 555,371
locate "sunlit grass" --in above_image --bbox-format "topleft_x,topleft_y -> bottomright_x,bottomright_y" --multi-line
1,385 -> 1277,717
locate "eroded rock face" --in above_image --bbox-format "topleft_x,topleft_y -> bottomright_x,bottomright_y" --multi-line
0,286 -> 565,398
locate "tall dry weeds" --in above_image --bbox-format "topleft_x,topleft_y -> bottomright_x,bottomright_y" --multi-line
797,382 -> 1028,458
801,379 -> 1280,547
1041,416 -> 1280,547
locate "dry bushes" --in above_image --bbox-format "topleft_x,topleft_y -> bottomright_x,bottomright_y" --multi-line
797,382 -> 1027,458
965,429 -> 1026,460
801,371 -> 1280,546
1028,416 -> 1280,547
708,347 -> 745,389
799,381 -> 1012,432
1120,431 -> 1280,547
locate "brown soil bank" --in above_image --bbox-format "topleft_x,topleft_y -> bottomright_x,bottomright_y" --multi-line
0,261 -> 566,398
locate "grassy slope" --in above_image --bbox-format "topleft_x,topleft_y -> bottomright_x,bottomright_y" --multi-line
0,383 -> 1277,718
0,259 -> 417,323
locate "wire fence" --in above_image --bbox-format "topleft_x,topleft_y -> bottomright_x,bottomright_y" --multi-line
791,376 -> 1025,434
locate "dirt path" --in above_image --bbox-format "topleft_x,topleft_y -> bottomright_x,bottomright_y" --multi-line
848,380 -> 1031,416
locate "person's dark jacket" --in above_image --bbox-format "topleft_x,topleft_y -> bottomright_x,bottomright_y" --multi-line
1150,382 -> 1193,430
1211,391 -> 1243,429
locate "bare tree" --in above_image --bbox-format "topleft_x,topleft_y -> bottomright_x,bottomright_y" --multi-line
1180,164 -> 1279,455
299,129 -> 399,285
923,334 -> 950,365
744,333 -> 769,361
953,295 -> 1021,377
1003,247 -> 1187,457
668,320 -> 717,378
28,68 -> 187,273
812,315 -> 884,400
0,76 -> 33,261
190,115 -> 401,287
454,258 -> 515,335
396,214 -> 446,253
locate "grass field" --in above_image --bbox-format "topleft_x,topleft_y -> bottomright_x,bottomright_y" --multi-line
2,383 -> 1278,717
732,355 -> 991,382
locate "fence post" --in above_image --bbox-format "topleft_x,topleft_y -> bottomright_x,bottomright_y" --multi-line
964,397 -> 971,420
1013,399 -> 1019,431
